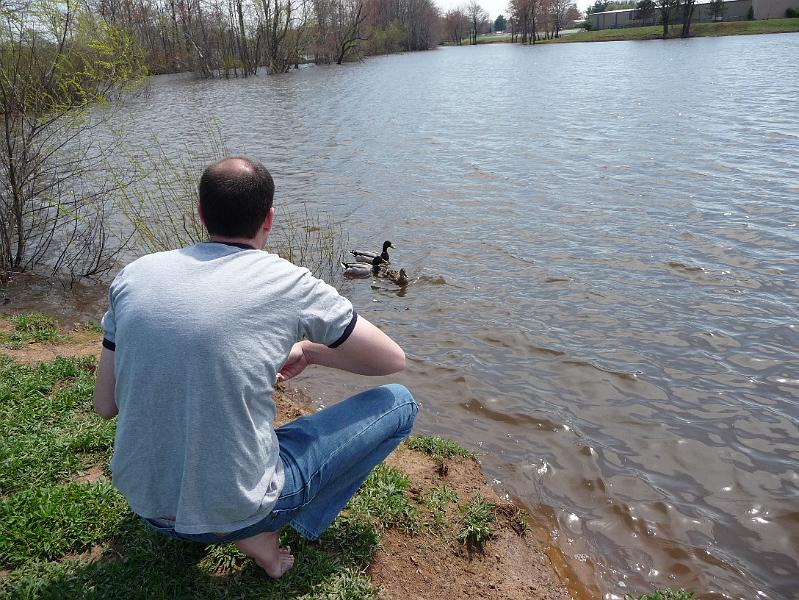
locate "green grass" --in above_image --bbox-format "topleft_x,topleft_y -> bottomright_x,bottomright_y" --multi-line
0,313 -> 63,348
0,482 -> 129,566
79,321 -> 104,334
345,464 -> 420,534
425,486 -> 458,531
0,356 -> 113,495
625,591 -> 694,600
457,494 -> 496,549
407,435 -> 475,460
547,18 -> 799,43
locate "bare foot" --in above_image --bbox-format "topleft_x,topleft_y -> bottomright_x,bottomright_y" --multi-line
234,530 -> 295,578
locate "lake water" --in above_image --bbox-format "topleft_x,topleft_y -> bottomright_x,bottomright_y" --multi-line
12,33 -> 799,599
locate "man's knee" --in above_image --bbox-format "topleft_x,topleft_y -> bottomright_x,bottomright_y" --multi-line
382,384 -> 417,433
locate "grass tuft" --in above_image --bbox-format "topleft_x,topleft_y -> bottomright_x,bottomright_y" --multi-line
457,495 -> 496,549
346,464 -> 420,534
426,486 -> 458,531
407,435 -> 475,460
1,312 -> 63,348
513,507 -> 530,537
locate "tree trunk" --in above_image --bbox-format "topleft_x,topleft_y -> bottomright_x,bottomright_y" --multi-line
681,0 -> 695,37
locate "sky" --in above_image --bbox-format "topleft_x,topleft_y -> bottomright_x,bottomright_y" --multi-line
434,0 -> 590,22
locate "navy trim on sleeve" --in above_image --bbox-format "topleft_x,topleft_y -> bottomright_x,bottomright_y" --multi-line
102,338 -> 116,351
328,312 -> 358,348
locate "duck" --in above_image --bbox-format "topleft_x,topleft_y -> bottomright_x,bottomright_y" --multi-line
350,240 -> 394,264
341,256 -> 384,278
384,267 -> 409,287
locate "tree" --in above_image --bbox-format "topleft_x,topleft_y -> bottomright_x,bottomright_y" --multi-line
655,0 -> 679,38
444,8 -> 469,43
707,0 -> 724,20
0,1 -> 147,282
679,0 -> 696,36
549,0 -> 575,37
635,0 -> 655,24
494,13 -> 506,30
586,0 -> 608,14
465,1 -> 486,44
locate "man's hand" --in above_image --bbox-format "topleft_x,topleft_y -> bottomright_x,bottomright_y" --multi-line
277,315 -> 405,382
277,341 -> 311,382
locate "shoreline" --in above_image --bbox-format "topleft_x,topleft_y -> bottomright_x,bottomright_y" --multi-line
443,18 -> 799,46
0,312 -> 572,599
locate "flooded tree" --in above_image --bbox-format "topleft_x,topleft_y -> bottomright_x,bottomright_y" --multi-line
0,1 -> 147,282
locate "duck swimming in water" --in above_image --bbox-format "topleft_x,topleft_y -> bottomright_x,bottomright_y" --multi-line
341,256 -> 384,278
383,268 -> 409,287
350,241 -> 394,263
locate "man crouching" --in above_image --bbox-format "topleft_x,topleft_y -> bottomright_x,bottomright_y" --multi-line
92,156 -> 416,577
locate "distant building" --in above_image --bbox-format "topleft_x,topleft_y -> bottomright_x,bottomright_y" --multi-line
589,0 -> 795,30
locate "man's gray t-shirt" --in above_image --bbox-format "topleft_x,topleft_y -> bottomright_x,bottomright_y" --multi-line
101,242 -> 355,534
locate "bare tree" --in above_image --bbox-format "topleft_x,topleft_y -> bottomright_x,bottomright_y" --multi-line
465,0 -> 486,44
444,8 -> 468,44
0,2 -> 146,282
549,0 -> 574,37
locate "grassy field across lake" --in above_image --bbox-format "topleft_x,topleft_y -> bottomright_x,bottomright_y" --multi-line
544,18 -> 799,43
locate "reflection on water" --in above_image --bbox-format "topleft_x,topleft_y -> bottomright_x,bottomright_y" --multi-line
4,33 -> 799,600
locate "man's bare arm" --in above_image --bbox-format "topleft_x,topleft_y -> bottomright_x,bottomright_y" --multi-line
93,347 -> 118,419
277,315 -> 405,382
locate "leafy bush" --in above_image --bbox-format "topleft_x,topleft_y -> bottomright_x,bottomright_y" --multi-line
787,7 -> 799,17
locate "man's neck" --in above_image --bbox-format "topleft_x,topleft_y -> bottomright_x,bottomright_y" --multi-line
207,235 -> 263,250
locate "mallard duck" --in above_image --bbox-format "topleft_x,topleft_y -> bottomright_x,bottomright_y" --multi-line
350,241 -> 394,263
341,256 -> 383,278
384,268 -> 409,287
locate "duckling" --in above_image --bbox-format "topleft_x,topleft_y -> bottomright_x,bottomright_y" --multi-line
384,268 -> 409,287
350,240 -> 394,263
341,256 -> 384,278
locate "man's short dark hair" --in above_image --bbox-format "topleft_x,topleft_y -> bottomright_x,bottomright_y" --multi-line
199,156 -> 274,239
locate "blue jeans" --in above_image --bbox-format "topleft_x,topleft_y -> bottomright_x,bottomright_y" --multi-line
142,384 -> 417,544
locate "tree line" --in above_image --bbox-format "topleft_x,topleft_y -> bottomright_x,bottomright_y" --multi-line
88,0 -> 440,77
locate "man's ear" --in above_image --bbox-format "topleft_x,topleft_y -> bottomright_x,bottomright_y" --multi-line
263,207 -> 275,233
198,203 -> 206,226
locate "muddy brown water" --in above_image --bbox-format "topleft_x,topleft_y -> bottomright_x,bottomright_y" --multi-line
3,34 -> 799,600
